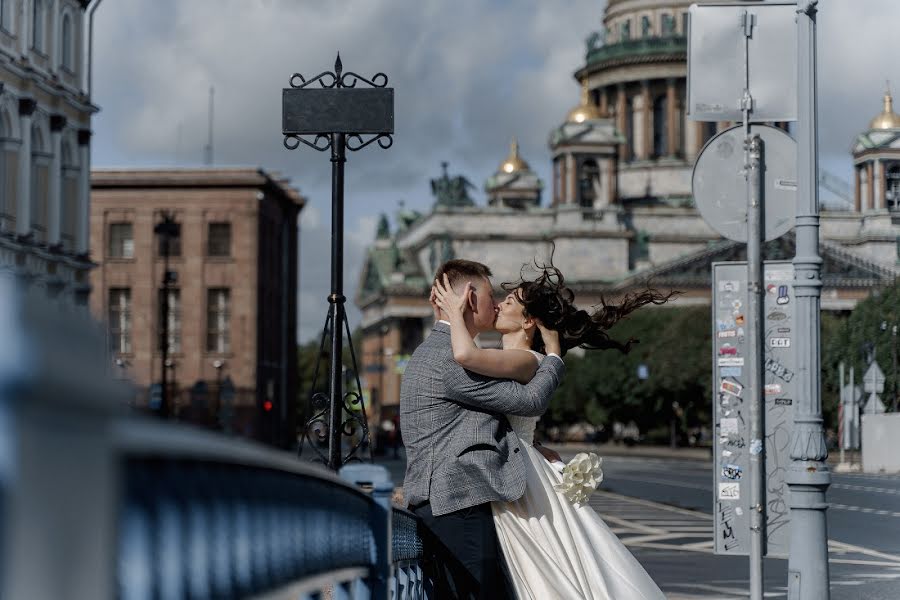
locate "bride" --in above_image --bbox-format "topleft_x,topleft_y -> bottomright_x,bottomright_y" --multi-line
431,264 -> 672,600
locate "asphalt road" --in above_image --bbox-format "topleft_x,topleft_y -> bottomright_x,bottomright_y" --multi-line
375,448 -> 900,599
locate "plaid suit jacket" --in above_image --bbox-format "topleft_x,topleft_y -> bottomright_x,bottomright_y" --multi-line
400,322 -> 565,517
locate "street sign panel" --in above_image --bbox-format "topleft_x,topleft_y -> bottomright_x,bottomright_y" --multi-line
687,2 -> 798,122
713,261 -> 795,558
863,362 -> 886,394
692,125 -> 796,243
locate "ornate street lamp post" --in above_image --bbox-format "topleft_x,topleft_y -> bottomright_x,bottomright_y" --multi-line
283,55 -> 394,470
154,212 -> 179,419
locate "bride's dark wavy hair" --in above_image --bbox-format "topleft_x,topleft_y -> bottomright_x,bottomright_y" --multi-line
502,257 -> 678,356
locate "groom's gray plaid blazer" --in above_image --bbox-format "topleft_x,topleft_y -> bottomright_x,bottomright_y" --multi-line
400,322 -> 565,517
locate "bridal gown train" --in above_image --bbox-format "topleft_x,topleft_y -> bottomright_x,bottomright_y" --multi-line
492,356 -> 666,600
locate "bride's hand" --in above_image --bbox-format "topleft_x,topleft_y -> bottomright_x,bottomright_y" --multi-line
535,320 -> 562,356
433,274 -> 471,318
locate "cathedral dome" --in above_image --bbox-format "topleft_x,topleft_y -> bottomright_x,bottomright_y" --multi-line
869,89 -> 900,130
566,80 -> 603,124
497,138 -> 531,174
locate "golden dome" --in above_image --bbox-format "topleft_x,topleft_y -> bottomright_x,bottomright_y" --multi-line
498,138 -> 531,174
566,80 -> 602,124
869,87 -> 900,130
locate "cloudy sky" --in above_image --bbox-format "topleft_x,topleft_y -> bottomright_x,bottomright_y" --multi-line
92,0 -> 898,342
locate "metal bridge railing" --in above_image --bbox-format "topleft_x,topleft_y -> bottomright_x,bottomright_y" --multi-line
0,276 -> 426,600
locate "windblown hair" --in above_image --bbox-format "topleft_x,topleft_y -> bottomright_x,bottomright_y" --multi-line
434,259 -> 493,288
503,260 -> 677,356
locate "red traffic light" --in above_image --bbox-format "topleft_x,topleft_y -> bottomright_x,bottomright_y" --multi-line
263,400 -> 273,412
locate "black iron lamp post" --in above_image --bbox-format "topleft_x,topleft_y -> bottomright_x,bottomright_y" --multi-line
154,212 -> 179,419
282,55 -> 394,470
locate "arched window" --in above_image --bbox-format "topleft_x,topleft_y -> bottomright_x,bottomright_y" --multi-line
641,16 -> 652,38
32,0 -> 45,52
653,95 -> 668,158
620,20 -> 630,41
579,160 -> 600,209
62,14 -> 73,70
30,123 -> 50,242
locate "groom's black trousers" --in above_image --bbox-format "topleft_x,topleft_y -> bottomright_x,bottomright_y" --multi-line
412,501 -> 511,600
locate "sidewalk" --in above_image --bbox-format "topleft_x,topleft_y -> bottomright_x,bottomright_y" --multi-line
546,442 -> 862,466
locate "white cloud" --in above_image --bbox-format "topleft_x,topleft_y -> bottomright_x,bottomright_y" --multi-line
91,0 -> 900,341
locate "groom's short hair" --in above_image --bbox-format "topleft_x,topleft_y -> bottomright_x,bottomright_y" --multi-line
434,259 -> 492,289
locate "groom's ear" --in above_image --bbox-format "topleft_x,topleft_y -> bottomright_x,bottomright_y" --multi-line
466,285 -> 478,312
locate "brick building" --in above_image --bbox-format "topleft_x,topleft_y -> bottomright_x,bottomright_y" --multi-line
89,168 -> 305,448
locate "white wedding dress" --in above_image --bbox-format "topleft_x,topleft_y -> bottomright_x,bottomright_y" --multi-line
492,352 -> 666,600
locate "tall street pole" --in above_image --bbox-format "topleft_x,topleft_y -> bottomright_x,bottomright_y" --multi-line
787,3 -> 831,599
328,132 -> 347,471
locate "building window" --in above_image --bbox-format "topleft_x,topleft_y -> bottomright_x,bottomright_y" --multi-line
109,288 -> 132,355
157,220 -> 181,257
61,14 -> 73,70
207,222 -> 231,257
0,110 -> 16,231
641,15 -> 652,38
579,160 -> 600,209
887,164 -> 900,211
158,288 -> 181,354
682,12 -> 689,36
206,288 -> 230,353
662,14 -> 675,37
620,21 -> 630,41
653,95 -> 669,158
0,0 -> 8,31
108,223 -> 134,258
32,0 -> 45,52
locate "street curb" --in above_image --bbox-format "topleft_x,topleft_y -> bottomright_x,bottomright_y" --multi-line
545,442 -> 713,462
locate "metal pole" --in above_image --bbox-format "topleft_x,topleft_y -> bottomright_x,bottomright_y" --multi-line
160,229 -> 170,419
739,8 -> 764,597
746,133 -> 765,600
327,132 -> 347,470
787,3 -> 831,599
838,361 -> 845,465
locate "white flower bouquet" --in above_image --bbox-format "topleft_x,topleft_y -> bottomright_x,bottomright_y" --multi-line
552,452 -> 604,506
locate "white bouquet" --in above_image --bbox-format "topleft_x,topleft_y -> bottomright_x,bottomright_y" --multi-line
552,452 -> 604,506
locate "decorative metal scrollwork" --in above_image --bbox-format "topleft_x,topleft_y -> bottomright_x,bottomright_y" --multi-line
290,54 -> 389,90
283,134 -> 332,152
346,134 -> 394,152
297,309 -> 371,467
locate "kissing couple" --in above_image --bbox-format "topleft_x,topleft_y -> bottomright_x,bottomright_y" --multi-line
400,257 -> 674,599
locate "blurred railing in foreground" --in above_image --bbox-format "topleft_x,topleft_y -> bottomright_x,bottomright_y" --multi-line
0,277 -> 427,600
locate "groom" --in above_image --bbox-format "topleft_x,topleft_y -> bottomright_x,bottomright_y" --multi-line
400,259 -> 565,599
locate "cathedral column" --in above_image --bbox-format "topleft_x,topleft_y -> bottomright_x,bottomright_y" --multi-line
616,84 -> 627,161
599,87 -> 609,117
566,153 -> 577,204
559,156 -> 567,205
666,78 -> 678,157
633,89 -> 646,160
867,161 -> 875,211
76,129 -> 91,254
641,81 -> 652,161
48,115 -> 66,247
854,166 -> 861,212
877,159 -> 886,210
16,99 -> 36,238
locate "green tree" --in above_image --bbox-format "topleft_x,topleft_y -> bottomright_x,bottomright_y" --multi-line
550,306 -> 713,440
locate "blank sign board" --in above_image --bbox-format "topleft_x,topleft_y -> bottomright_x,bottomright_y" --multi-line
688,2 -> 797,122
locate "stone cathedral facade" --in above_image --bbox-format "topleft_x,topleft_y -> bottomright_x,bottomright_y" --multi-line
356,0 -> 900,427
